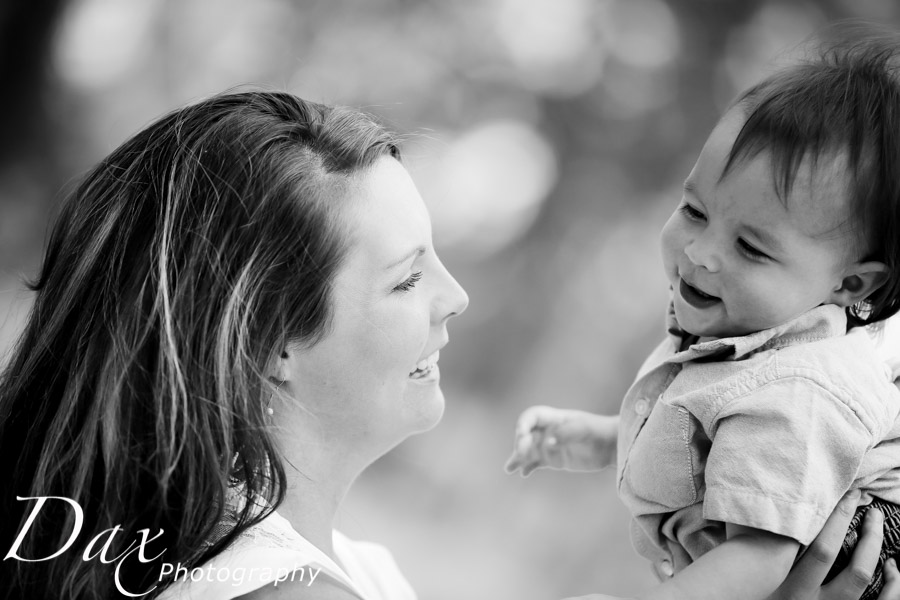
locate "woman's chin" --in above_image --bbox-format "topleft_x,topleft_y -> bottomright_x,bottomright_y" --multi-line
402,384 -> 446,435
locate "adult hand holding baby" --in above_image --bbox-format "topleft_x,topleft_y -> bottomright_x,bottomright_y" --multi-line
556,492 -> 900,600
767,492 -> 900,600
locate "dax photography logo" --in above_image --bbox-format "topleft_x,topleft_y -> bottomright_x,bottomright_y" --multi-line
5,496 -> 167,597
4,496 -> 323,597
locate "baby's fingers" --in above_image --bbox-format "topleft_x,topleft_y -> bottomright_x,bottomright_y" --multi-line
522,444 -> 554,476
504,452 -> 520,473
521,432 -> 562,476
516,429 -> 535,459
507,406 -> 567,476
510,430 -> 558,477
516,405 -> 570,439
515,406 -> 549,437
505,448 -> 531,473
505,428 -> 537,474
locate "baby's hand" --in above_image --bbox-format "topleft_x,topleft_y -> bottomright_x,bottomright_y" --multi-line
504,406 -> 618,476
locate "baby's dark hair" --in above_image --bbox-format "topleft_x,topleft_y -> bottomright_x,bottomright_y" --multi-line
724,21 -> 900,327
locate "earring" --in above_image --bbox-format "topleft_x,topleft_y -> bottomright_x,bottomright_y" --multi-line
267,380 -> 283,416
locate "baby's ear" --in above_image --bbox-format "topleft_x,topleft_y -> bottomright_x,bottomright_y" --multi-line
829,261 -> 889,307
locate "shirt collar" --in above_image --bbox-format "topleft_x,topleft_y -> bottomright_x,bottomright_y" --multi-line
665,300 -> 848,364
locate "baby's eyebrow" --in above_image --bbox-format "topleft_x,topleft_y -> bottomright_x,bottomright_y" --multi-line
684,179 -> 785,254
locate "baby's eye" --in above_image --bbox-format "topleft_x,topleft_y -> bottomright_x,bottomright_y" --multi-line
737,238 -> 770,261
393,271 -> 423,293
679,203 -> 706,222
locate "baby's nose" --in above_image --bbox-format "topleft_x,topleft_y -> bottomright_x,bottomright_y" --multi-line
684,239 -> 721,272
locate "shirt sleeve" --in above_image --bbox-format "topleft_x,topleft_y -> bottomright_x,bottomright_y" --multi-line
703,376 -> 873,544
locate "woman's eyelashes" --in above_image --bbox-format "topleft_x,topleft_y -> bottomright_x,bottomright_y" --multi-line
393,271 -> 423,293
679,203 -> 706,222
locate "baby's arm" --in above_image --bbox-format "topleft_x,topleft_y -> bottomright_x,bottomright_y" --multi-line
505,406 -> 618,475
639,523 -> 800,600
561,498 -> 900,600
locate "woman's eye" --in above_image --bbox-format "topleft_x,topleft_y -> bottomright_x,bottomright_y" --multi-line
737,238 -> 770,261
393,271 -> 423,293
679,203 -> 706,222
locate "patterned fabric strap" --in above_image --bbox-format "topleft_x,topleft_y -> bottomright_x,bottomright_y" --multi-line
823,498 -> 900,600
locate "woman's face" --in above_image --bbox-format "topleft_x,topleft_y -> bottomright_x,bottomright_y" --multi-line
281,156 -> 469,456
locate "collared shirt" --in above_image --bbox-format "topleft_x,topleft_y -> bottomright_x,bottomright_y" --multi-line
616,303 -> 900,580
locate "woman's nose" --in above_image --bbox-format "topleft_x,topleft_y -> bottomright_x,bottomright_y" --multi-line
433,259 -> 469,323
684,236 -> 721,272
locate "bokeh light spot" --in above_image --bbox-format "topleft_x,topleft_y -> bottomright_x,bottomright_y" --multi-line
415,120 -> 558,257
601,0 -> 681,70
494,0 -> 606,97
54,0 -> 159,90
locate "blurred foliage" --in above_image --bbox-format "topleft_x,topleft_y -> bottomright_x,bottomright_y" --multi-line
2,0 -> 900,598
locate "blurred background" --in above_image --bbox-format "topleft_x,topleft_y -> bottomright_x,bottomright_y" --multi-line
2,0 -> 900,598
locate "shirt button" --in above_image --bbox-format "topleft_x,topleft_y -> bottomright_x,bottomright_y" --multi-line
634,398 -> 650,416
660,559 -> 674,577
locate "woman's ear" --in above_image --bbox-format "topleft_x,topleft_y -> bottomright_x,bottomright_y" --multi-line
267,347 -> 291,383
829,261 -> 888,307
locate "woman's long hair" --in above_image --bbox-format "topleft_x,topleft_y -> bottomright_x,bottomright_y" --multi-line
0,92 -> 398,599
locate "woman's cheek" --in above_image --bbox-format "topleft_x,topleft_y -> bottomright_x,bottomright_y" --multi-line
367,301 -> 429,375
398,295 -> 431,339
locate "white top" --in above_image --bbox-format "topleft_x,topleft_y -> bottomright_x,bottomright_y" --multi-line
155,510 -> 417,600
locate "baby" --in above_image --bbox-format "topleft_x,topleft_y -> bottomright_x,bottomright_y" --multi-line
507,26 -> 900,600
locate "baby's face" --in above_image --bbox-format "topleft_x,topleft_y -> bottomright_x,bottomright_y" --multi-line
660,108 -> 860,339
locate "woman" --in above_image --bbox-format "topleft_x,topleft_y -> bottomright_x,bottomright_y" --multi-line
0,91 -> 893,600
0,91 -> 466,599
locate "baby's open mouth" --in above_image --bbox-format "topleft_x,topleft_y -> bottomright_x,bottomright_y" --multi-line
679,278 -> 722,308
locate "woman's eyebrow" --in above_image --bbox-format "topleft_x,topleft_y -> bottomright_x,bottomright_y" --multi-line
386,246 -> 426,270
683,179 -> 700,199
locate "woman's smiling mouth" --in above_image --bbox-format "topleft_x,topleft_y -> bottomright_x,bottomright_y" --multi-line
409,350 -> 439,380
680,278 -> 722,309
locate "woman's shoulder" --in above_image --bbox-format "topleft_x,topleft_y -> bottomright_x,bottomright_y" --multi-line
157,513 -> 416,600
331,531 -> 417,599
235,576 -> 360,600
156,511 -> 339,600
230,532 -> 417,600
